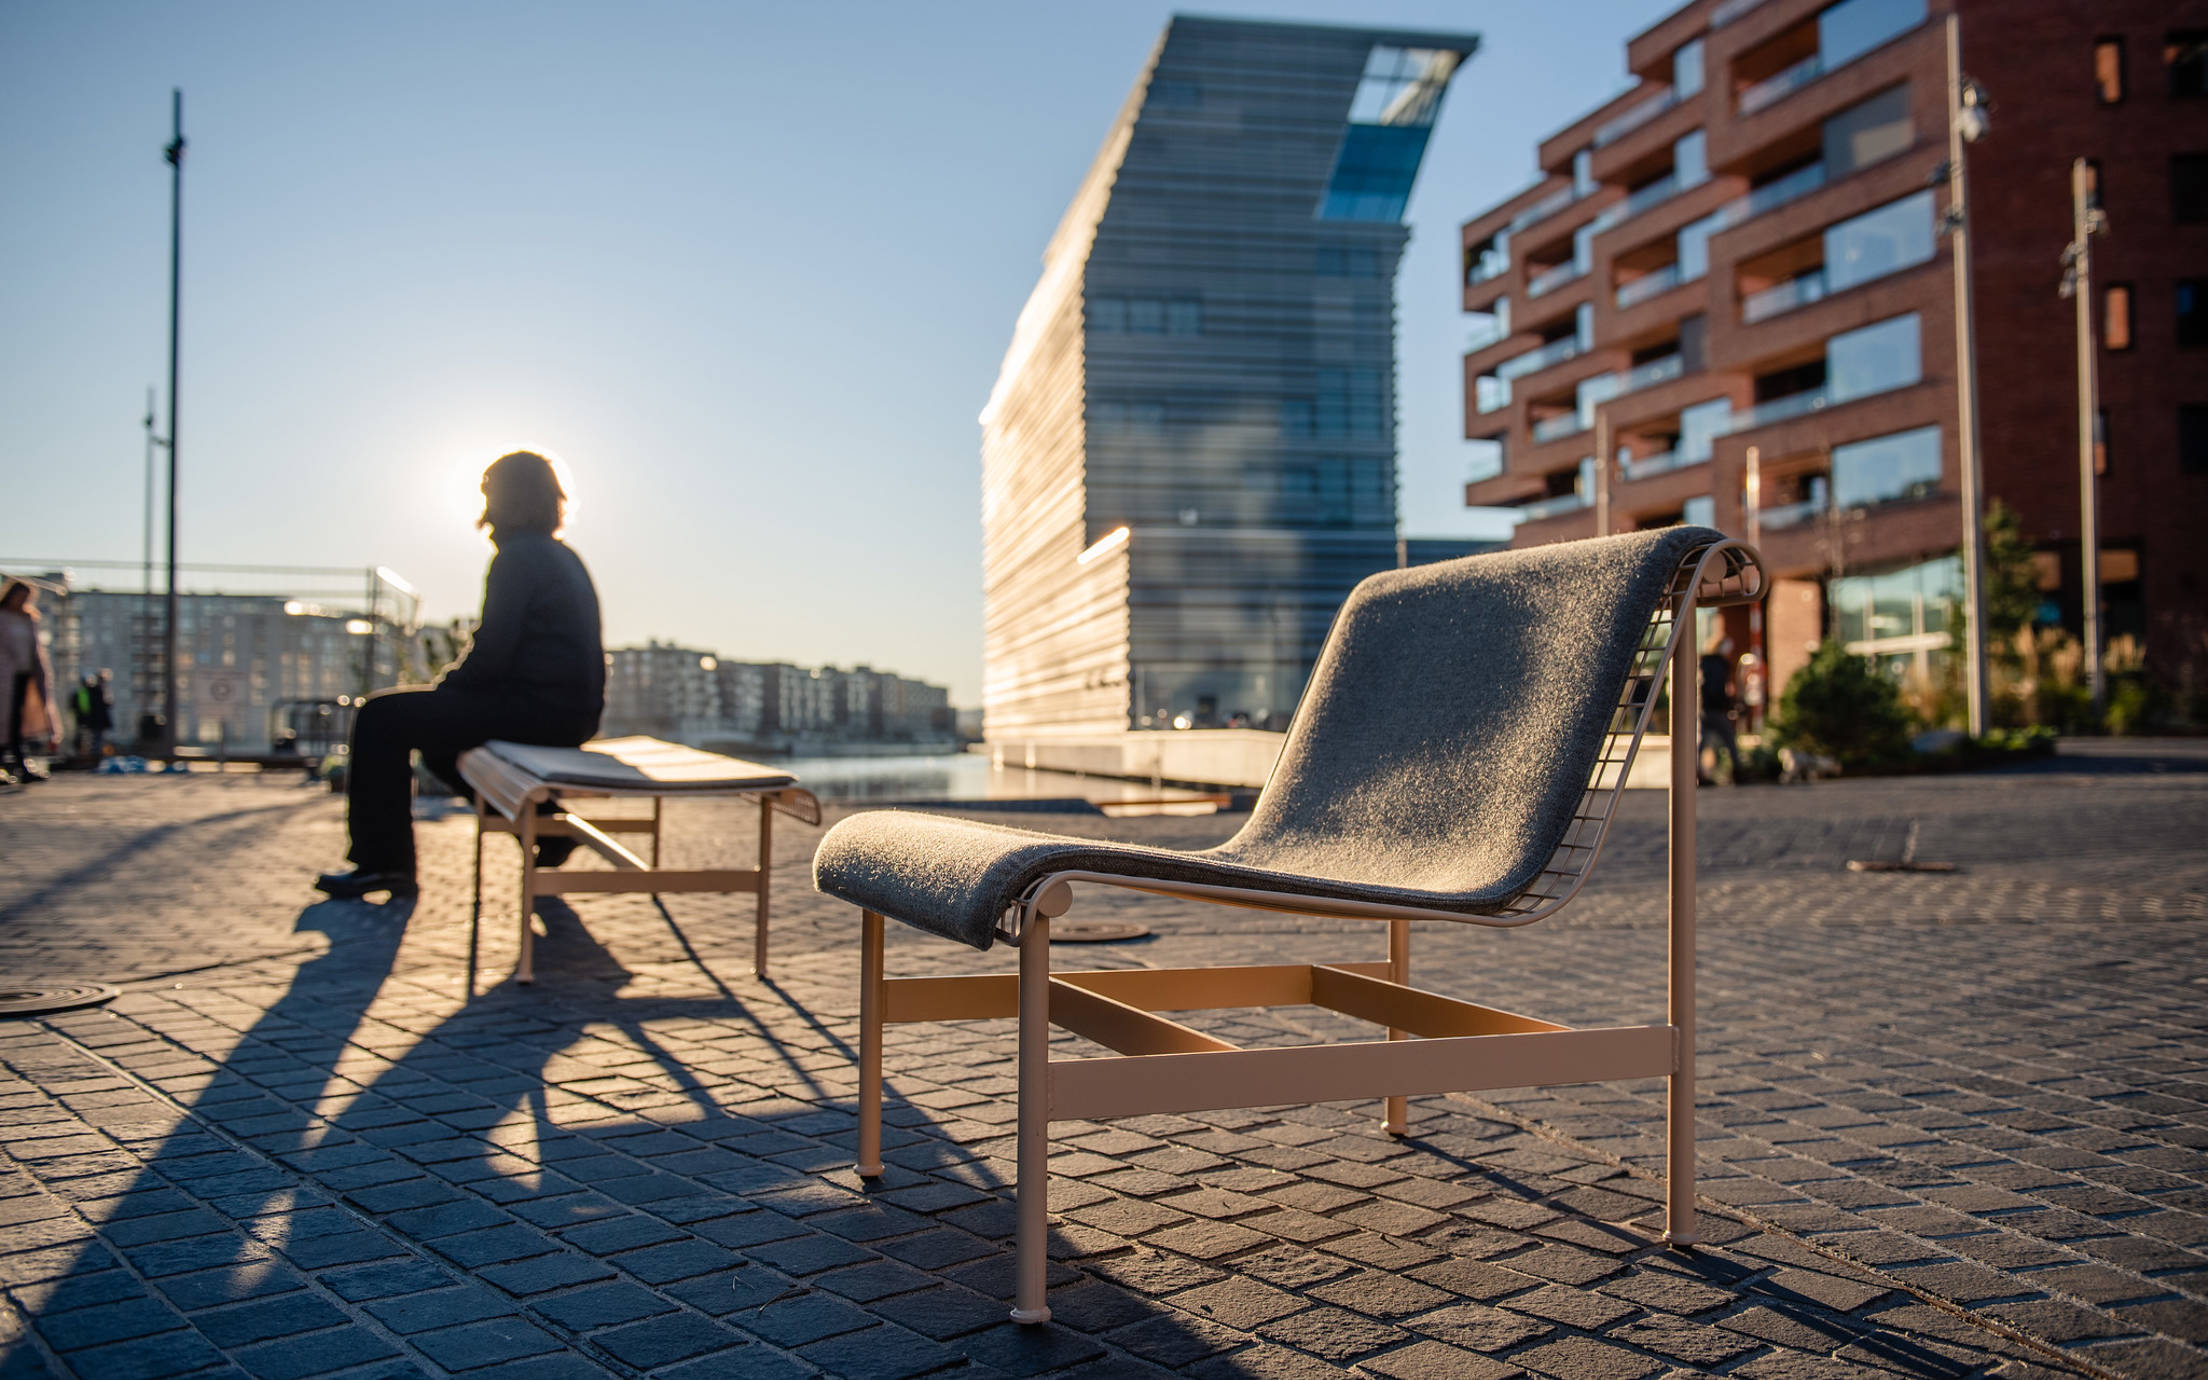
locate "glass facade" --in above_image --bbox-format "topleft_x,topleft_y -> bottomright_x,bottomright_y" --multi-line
1831,424 -> 1941,510
1833,554 -> 1960,681
1824,191 -> 1935,293
1827,313 -> 1921,402
1322,46 -> 1461,221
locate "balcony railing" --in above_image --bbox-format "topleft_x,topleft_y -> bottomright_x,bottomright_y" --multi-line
1516,490 -> 1592,522
1741,270 -> 1829,323
1475,375 -> 1513,414
1508,185 -> 1577,234
1738,53 -> 1823,116
1619,448 -> 1705,482
1710,0 -> 1767,27
1497,334 -> 1583,380
1758,496 -> 1830,530
1532,411 -> 1590,443
1593,89 -> 1678,148
1734,384 -> 1834,431
1730,160 -> 1826,222
1465,316 -> 1510,352
1620,352 -> 1686,394
1465,249 -> 1511,286
1591,172 -> 1683,233
1616,263 -> 1685,309
1526,260 -> 1588,298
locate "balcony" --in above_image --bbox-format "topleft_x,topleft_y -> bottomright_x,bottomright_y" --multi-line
1734,384 -> 1836,431
1741,270 -> 1829,323
1466,248 -> 1510,286
1730,161 -> 1826,222
1497,334 -> 1583,380
1620,353 -> 1686,394
1739,53 -> 1824,116
1507,185 -> 1578,235
1516,490 -> 1592,522
1593,89 -> 1679,149
1619,448 -> 1703,482
1466,316 -> 1510,352
1616,263 -> 1689,309
1532,410 -> 1590,443
1591,172 -> 1685,234
1758,495 -> 1830,530
1526,259 -> 1589,298
1475,376 -> 1512,414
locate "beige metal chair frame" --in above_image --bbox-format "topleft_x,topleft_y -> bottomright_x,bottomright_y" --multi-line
459,744 -> 822,983
850,540 -> 1764,1324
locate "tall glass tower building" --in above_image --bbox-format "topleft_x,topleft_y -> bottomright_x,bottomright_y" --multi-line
980,16 -> 1477,739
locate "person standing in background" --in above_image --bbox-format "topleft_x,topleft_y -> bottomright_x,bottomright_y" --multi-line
1698,634 -> 1740,787
0,580 -> 60,785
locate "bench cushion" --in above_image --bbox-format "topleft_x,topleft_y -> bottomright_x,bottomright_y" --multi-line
483,736 -> 796,792
815,527 -> 1718,950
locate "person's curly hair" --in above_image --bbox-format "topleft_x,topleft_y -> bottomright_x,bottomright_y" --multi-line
479,451 -> 567,537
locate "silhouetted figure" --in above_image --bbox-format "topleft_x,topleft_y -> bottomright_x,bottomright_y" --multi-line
0,580 -> 59,785
316,452 -> 604,899
72,670 -> 115,760
1698,635 -> 1740,786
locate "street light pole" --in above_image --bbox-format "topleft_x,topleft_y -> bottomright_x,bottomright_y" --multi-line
1593,411 -> 1611,537
1944,14 -> 1992,737
2063,156 -> 2108,715
161,90 -> 186,757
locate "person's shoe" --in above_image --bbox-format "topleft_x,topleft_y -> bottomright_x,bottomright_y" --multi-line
534,836 -> 578,869
314,867 -> 418,900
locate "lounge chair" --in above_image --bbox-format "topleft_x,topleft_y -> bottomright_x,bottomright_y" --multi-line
813,528 -> 1765,1322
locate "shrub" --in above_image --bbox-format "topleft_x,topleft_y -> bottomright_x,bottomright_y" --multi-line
1769,640 -> 1913,770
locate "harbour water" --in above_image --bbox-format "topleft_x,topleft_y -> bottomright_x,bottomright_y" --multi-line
778,753 -> 1223,815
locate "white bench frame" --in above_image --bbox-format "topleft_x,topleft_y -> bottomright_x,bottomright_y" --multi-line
458,742 -> 821,983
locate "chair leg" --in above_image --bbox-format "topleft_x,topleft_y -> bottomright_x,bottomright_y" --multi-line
1383,919 -> 1410,1137
755,798 -> 774,979
1665,638 -> 1699,1245
1011,914 -> 1052,1324
857,910 -> 884,1178
517,804 -> 538,986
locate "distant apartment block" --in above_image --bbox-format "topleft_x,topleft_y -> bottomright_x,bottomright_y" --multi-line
1460,0 -> 2207,696
601,643 -> 954,752
981,16 -> 1479,739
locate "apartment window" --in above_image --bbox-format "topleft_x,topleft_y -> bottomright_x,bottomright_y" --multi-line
1823,86 -> 1913,177
1820,0 -> 1928,71
1674,37 -> 1706,97
2180,280 -> 2206,348
2096,38 -> 2126,104
1682,495 -> 1715,527
1825,190 -> 1937,293
2175,154 -> 2208,223
1832,424 -> 1941,510
2104,284 -> 2133,350
2169,31 -> 2208,97
1675,129 -> 1709,189
1167,299 -> 1202,336
2095,409 -> 2109,476
1128,299 -> 1165,334
2181,405 -> 2208,475
1572,148 -> 1595,197
2083,158 -> 2102,207
1828,313 -> 1923,402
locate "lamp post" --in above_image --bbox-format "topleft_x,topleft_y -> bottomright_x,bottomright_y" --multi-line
2059,157 -> 2109,716
1943,14 -> 1992,737
160,90 -> 186,756
140,389 -> 169,743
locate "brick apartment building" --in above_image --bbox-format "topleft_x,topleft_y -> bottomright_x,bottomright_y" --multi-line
1459,0 -> 2207,703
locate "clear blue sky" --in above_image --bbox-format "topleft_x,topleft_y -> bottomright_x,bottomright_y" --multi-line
1,0 -> 1673,703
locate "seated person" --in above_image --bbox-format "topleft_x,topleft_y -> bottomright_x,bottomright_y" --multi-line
316,451 -> 604,899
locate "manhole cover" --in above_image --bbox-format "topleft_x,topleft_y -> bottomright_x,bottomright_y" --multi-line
1051,922 -> 1151,944
0,983 -> 120,1018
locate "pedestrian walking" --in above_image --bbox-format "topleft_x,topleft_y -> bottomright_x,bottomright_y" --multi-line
1698,634 -> 1740,786
0,580 -> 60,785
314,451 -> 605,900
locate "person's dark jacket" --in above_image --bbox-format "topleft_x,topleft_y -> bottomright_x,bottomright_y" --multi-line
438,532 -> 605,721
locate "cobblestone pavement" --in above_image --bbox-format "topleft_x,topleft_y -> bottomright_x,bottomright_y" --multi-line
0,753 -> 2203,1379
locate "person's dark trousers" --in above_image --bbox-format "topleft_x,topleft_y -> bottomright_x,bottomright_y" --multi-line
1699,708 -> 1740,784
3,672 -> 28,773
344,685 -> 597,877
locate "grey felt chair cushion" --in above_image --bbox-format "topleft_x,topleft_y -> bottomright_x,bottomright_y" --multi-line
814,527 -> 1718,950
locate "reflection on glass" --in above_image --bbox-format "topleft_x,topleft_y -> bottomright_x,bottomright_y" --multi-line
1819,0 -> 1927,71
1324,46 -> 1462,221
1827,313 -> 1920,402
1675,38 -> 1706,97
1831,424 -> 1940,510
1824,191 -> 1935,293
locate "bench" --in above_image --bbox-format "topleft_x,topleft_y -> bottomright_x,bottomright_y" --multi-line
814,528 -> 1766,1322
459,736 -> 822,983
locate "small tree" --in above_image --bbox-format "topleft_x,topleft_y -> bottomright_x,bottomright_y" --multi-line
1769,639 -> 1913,769
1981,499 -> 2041,646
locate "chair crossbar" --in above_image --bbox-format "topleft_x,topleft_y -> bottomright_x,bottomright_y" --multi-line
1047,980 -> 1237,1057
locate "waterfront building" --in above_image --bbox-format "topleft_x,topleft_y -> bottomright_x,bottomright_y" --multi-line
1459,0 -> 2207,699
981,15 -> 1479,739
601,646 -> 954,752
